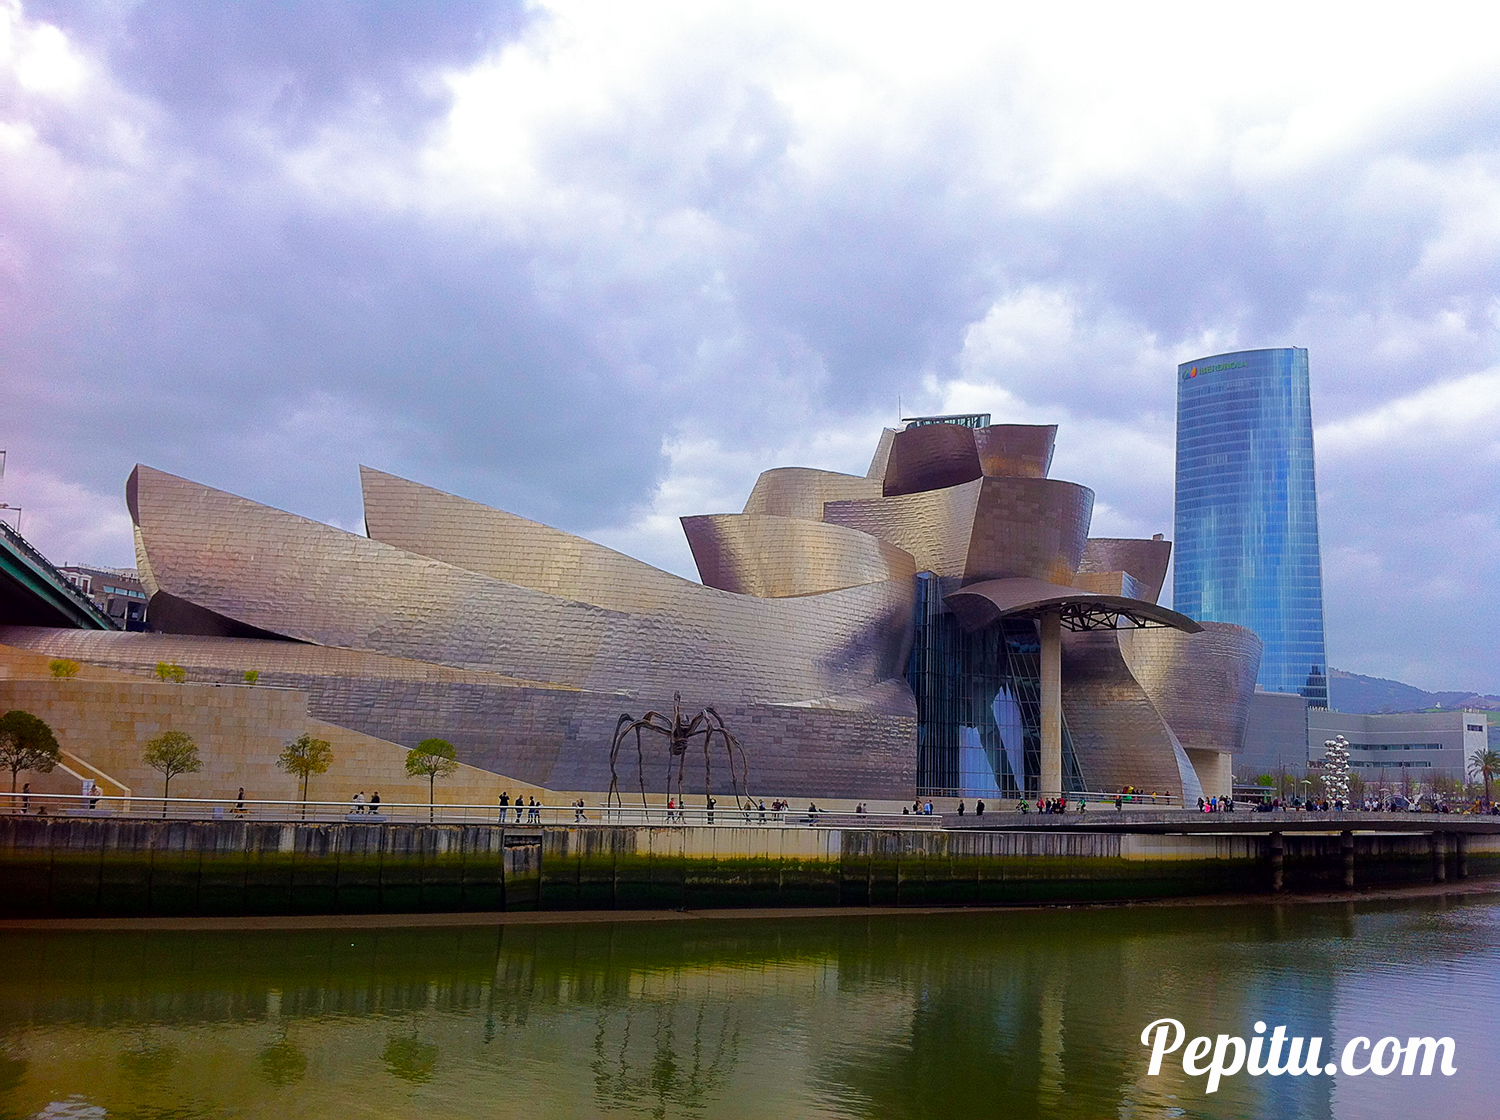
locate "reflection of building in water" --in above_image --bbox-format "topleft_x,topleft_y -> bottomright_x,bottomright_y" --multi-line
2,904 -> 1484,1119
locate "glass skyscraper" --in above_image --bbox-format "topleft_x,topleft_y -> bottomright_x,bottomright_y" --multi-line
1174,347 -> 1328,706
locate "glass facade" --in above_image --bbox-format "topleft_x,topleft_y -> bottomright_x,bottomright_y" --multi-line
908,573 -> 1085,796
1174,348 -> 1328,706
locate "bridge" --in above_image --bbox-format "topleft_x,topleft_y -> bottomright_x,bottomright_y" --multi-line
0,520 -> 117,630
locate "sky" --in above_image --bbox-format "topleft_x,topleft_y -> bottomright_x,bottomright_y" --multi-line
2,0 -> 1499,692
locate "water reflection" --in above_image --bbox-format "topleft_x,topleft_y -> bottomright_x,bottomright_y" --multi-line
0,895 -> 1493,1119
256,1036 -> 306,1087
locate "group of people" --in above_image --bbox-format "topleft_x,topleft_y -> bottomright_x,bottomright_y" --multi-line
1026,797 -> 1075,814
498,792 -> 542,823
348,790 -> 382,814
953,800 -> 986,816
1196,795 -> 1236,813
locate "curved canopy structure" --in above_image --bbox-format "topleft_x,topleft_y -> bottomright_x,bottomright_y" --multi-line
944,577 -> 1202,635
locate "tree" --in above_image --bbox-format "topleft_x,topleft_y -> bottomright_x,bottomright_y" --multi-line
48,659 -> 80,678
242,670 -> 260,685
405,738 -> 458,820
155,661 -> 186,683
1469,747 -> 1500,805
276,734 -> 332,817
143,730 -> 201,816
0,709 -> 61,799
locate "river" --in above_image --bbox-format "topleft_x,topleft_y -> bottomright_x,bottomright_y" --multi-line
0,891 -> 1494,1119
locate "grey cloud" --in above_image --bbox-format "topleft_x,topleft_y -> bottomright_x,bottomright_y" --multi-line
3,5 -> 1499,691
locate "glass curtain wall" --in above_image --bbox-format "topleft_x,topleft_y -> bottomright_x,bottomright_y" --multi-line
908,573 -> 1084,797
1174,348 -> 1329,706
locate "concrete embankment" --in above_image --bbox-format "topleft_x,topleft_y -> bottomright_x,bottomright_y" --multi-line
0,817 -> 1496,919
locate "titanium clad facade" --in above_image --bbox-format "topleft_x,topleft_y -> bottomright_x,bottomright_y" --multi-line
5,415 -> 1264,806
1174,348 -> 1329,706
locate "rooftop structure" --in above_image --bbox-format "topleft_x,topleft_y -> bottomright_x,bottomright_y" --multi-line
58,565 -> 149,630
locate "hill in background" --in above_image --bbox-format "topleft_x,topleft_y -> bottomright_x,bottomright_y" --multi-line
1328,668 -> 1500,714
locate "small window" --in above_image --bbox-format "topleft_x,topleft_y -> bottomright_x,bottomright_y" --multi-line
1468,724 -> 1485,733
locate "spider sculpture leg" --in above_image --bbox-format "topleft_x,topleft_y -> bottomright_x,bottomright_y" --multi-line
609,713 -> 637,809
610,713 -> 673,812
682,712 -> 712,805
679,725 -> 718,817
633,723 -> 648,809
707,706 -> 750,806
634,713 -> 674,812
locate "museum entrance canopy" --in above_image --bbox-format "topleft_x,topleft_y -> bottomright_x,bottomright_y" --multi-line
944,577 -> 1203,635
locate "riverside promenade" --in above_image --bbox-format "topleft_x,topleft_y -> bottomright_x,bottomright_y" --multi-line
1,805 -> 1496,919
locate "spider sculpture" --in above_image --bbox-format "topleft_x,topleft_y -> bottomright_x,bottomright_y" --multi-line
608,692 -> 750,811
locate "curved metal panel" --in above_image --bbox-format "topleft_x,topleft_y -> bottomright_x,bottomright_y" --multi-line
882,423 -> 982,497
824,479 -> 983,577
128,465 -> 914,708
741,467 -> 883,520
1060,630 -> 1204,802
824,476 -> 1094,585
964,477 -> 1094,584
361,466 -> 696,615
1079,537 -> 1172,605
1118,622 -> 1262,756
866,427 -> 898,479
681,513 -> 915,597
974,424 -> 1056,479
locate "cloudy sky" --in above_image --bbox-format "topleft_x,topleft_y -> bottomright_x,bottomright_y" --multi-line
3,0 -> 1499,691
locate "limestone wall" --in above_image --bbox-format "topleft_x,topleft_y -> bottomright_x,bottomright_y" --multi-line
0,644 -> 546,809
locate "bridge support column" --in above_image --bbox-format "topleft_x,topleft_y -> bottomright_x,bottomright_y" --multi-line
1457,833 -> 1469,880
1270,831 -> 1284,892
1430,833 -> 1447,883
1039,612 -> 1062,799
1340,830 -> 1355,889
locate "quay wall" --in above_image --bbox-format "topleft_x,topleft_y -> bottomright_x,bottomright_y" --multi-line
0,818 -> 1496,919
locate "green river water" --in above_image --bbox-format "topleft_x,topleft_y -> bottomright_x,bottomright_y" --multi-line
0,892 -> 1494,1120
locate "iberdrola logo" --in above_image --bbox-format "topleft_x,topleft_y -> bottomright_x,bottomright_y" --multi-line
1183,359 -> 1247,380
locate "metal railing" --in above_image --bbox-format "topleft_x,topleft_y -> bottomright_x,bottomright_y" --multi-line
0,792 -> 951,830
0,790 -> 1206,827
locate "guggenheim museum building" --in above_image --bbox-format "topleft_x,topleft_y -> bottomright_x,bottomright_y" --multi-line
1,417 -> 1261,804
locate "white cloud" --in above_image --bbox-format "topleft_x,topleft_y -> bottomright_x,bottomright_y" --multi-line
1318,367 -> 1500,454
5,0 -> 1500,692
1,1 -> 88,97
0,464 -> 133,569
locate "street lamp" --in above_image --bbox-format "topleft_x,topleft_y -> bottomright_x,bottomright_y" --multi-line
1298,779 -> 1312,808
